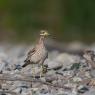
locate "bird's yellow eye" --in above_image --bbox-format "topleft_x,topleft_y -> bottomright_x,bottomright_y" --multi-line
40,30 -> 49,36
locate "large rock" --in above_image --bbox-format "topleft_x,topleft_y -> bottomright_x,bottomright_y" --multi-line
56,53 -> 80,66
45,53 -> 80,70
45,59 -> 62,70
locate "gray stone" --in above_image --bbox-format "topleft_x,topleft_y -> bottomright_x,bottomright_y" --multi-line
82,88 -> 95,95
45,53 -> 80,70
90,70 -> 95,78
45,59 -> 63,70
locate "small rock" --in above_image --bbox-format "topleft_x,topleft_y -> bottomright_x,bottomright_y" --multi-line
90,70 -> 95,78
39,85 -> 49,94
13,88 -> 22,94
70,63 -> 81,70
63,70 -> 74,77
73,77 -> 82,83
82,88 -> 95,95
78,85 -> 89,93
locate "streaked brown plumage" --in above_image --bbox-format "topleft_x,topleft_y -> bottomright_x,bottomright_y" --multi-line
23,30 -> 49,77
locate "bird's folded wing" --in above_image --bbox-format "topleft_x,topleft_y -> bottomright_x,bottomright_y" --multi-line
27,47 -> 36,57
25,47 -> 36,61
23,48 -> 36,67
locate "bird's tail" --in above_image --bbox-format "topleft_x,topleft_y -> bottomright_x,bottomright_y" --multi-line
22,59 -> 30,67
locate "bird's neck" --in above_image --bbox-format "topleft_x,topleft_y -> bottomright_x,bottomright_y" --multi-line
38,36 -> 45,45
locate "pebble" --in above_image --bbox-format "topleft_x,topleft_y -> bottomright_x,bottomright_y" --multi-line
82,88 -> 95,95
73,77 -> 82,83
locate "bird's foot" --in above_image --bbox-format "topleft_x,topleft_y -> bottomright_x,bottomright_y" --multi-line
42,64 -> 48,74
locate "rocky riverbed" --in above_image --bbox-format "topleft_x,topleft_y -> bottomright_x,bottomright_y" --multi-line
0,43 -> 95,95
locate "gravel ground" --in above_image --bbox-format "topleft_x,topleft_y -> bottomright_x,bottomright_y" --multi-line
0,43 -> 95,95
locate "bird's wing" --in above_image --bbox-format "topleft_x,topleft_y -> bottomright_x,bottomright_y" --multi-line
27,47 -> 36,57
24,47 -> 35,63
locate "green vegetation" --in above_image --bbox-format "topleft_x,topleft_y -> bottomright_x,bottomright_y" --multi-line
0,0 -> 95,42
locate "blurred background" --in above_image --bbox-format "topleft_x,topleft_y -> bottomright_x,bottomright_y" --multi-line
0,0 -> 95,43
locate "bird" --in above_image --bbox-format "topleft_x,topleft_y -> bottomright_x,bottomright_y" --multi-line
83,49 -> 95,69
22,30 -> 49,78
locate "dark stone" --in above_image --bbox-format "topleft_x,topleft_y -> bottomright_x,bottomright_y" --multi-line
78,86 -> 89,93
70,63 -> 81,70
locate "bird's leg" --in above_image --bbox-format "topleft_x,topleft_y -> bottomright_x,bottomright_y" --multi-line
40,65 -> 42,78
40,64 -> 44,78
42,64 -> 48,74
32,64 -> 35,79
39,60 -> 43,78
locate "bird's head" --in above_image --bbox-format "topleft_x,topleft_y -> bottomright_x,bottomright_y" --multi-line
40,30 -> 50,36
